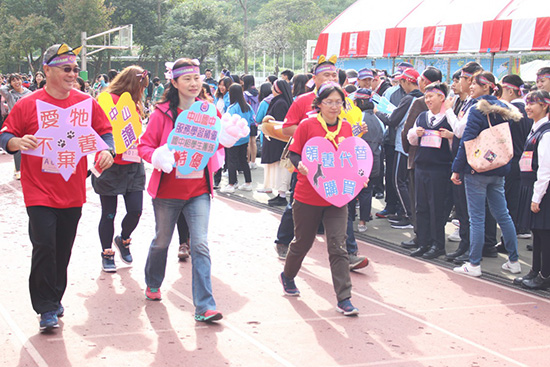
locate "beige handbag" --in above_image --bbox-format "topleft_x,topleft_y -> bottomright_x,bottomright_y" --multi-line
279,137 -> 295,173
464,114 -> 513,173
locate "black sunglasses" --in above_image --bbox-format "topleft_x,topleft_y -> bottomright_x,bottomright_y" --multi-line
53,66 -> 81,74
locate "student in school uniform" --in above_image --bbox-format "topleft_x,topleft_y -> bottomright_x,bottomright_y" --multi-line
407,82 -> 453,259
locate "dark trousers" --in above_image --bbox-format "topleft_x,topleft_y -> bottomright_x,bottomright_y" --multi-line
226,143 -> 251,185
177,213 -> 190,244
284,200 -> 351,302
531,229 -> 550,277
383,144 -> 399,212
372,154 -> 385,195
394,152 -> 412,217
27,206 -> 82,314
415,168 -> 450,250
275,172 -> 298,246
408,168 -> 417,229
346,181 -> 375,251
505,162 -> 524,232
99,191 -> 143,250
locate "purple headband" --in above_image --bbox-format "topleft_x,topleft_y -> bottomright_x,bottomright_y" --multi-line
317,81 -> 341,96
172,65 -> 200,79
537,74 -> 550,82
45,54 -> 77,66
358,68 -> 373,80
425,87 -> 446,97
526,94 -> 550,105
315,64 -> 337,75
461,70 -> 473,78
477,75 -> 496,90
355,91 -> 372,99
502,82 -> 520,91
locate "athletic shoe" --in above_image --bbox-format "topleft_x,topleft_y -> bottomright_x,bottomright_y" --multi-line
375,209 -> 395,218
390,218 -> 413,229
349,254 -> 369,270
237,183 -> 252,191
145,287 -> 162,301
447,228 -> 461,242
453,262 -> 482,277
113,236 -> 133,264
386,214 -> 403,223
336,298 -> 359,316
275,243 -> 289,260
256,187 -> 272,193
14,171 -> 21,180
268,196 -> 288,207
517,232 -> 531,239
56,304 -> 64,317
195,310 -> 223,322
101,251 -> 116,273
220,185 -> 235,193
279,272 -> 300,296
502,260 -> 522,274
39,311 -> 59,331
375,192 -> 384,199
178,243 -> 190,260
451,219 -> 460,227
357,223 -> 368,232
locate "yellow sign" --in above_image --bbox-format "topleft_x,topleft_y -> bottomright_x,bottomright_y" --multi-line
340,96 -> 364,138
98,92 -> 142,154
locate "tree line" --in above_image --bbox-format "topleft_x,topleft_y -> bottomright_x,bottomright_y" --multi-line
0,0 -> 355,77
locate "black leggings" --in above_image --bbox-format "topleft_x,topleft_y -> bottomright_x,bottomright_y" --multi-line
99,191 -> 143,250
532,229 -> 550,277
177,213 -> 190,244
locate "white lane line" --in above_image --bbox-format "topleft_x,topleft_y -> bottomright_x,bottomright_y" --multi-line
510,345 -> 550,352
257,313 -> 386,325
0,302 -> 48,367
357,238 -> 550,305
416,302 -> 537,313
301,269 -> 528,367
320,353 -> 477,367
169,288 -> 296,367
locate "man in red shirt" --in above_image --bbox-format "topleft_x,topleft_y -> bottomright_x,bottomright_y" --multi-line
0,43 -> 114,331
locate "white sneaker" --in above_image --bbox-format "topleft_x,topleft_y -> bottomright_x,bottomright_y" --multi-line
222,171 -> 228,177
453,262 -> 482,277
447,228 -> 460,242
249,162 -> 257,170
451,219 -> 460,227
357,223 -> 367,232
220,185 -> 235,193
238,183 -> 252,191
517,233 -> 531,239
502,260 -> 521,274
256,187 -> 272,193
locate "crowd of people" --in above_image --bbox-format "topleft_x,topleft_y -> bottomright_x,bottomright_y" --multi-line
1,41 -> 549,332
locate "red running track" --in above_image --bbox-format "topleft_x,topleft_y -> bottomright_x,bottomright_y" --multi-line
0,181 -> 549,366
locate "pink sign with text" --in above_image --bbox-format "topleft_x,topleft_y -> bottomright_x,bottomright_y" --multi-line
22,99 -> 108,181
301,137 -> 373,207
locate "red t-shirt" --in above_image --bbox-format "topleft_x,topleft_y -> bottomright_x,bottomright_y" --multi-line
156,108 -> 210,200
289,116 -> 353,206
3,88 -> 112,208
282,91 -> 316,129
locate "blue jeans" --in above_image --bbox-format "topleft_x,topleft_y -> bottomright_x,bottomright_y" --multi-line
145,194 -> 216,314
464,174 -> 518,266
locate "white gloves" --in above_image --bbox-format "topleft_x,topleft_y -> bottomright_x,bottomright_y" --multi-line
218,113 -> 250,148
151,144 -> 175,173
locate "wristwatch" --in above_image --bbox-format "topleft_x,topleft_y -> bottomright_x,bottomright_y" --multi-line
107,148 -> 116,158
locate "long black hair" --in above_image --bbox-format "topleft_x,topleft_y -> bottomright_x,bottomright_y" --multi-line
273,79 -> 293,107
215,76 -> 232,99
258,82 -> 272,102
292,74 -> 308,98
161,58 -> 197,120
229,84 -> 250,112
242,74 -> 255,92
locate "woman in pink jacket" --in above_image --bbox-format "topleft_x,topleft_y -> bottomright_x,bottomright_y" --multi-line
138,58 -> 226,322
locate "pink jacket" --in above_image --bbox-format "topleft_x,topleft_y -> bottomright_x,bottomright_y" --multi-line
138,101 -> 224,199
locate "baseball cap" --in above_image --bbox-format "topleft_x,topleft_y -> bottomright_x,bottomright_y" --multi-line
354,88 -> 373,100
396,68 -> 420,83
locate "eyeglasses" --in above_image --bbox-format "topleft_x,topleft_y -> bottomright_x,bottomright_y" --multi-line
321,100 -> 344,107
54,66 -> 81,74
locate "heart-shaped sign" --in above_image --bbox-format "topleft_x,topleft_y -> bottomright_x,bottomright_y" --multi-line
301,136 -> 373,207
97,92 -> 142,154
167,101 -> 220,175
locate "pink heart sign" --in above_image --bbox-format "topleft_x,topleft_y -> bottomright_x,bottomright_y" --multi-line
301,136 -> 373,207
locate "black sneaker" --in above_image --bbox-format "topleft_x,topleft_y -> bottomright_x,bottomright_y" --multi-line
114,235 -> 133,264
279,272 -> 300,296
390,218 -> 413,229
268,196 -> 288,207
387,214 -> 403,223
101,251 -> 116,273
375,192 -> 384,199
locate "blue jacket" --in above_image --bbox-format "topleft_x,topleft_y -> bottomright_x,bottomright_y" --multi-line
452,95 -> 523,176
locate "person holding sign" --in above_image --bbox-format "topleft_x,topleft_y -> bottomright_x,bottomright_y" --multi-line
93,66 -> 148,272
279,82 -> 362,316
138,58 -> 237,323
407,82 -> 453,259
0,43 -> 114,331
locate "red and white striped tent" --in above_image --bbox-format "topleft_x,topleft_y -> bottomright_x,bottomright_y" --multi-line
313,0 -> 550,59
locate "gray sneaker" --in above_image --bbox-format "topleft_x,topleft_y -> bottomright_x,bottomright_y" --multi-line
101,251 -> 116,273
349,254 -> 369,270
275,243 -> 289,260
